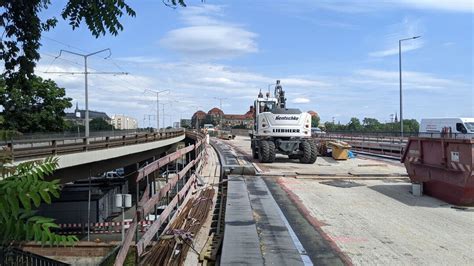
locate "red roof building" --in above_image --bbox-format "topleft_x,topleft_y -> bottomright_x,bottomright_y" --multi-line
308,110 -> 319,118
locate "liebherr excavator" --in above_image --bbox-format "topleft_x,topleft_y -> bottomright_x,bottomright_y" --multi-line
250,80 -> 317,163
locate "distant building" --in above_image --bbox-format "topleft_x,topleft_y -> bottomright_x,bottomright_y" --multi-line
173,122 -> 180,128
191,110 -> 207,129
191,106 -> 254,129
65,103 -> 111,125
223,106 -> 254,128
111,114 -> 138,130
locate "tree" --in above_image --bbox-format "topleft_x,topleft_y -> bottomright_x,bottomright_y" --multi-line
362,118 -> 382,132
311,115 -> 320,128
0,152 -> 77,248
0,1 -> 195,87
402,119 -> 420,133
89,118 -> 114,131
0,76 -> 72,133
347,117 -> 362,132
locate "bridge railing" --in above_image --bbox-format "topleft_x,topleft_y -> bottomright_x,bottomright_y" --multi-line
0,247 -> 70,266
1,129 -> 185,161
315,132 -> 474,158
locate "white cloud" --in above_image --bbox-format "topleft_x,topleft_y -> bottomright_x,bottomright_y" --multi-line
353,69 -> 467,90
161,26 -> 258,59
298,0 -> 473,13
292,97 -> 311,104
282,78 -> 331,88
160,4 -> 258,60
369,18 -> 424,57
397,0 -> 473,13
369,41 -> 423,57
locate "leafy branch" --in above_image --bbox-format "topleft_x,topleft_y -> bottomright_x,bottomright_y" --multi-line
0,153 -> 77,247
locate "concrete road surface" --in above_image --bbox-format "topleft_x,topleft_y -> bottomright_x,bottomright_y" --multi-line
225,136 -> 474,266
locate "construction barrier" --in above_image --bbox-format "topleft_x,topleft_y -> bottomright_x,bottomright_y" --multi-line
402,136 -> 474,205
56,220 -> 153,235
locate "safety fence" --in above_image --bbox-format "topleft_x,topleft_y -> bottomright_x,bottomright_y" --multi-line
55,221 -> 154,235
315,133 -> 406,158
1,129 -> 185,161
316,132 -> 474,159
113,131 -> 207,266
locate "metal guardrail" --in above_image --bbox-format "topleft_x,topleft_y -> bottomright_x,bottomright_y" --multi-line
2,129 -> 185,161
315,132 -> 474,159
6,128 -> 157,141
0,247 -> 69,266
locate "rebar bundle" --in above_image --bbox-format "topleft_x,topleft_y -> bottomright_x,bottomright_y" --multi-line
140,188 -> 215,266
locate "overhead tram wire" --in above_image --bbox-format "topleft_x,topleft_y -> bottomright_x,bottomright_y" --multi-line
42,35 -> 153,93
41,53 -> 147,95
41,36 -> 194,104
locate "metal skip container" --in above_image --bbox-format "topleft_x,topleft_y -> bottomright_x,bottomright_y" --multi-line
401,136 -> 474,205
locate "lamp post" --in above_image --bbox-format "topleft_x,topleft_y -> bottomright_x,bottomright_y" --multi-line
399,36 -> 421,137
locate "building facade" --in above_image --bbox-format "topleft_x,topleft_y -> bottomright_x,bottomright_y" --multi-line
191,106 -> 254,129
65,103 -> 111,125
111,114 -> 138,130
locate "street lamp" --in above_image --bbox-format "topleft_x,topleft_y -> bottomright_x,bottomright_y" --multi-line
399,35 -> 421,137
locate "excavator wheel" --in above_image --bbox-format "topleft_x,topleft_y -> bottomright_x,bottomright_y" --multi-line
258,140 -> 276,163
299,140 -> 317,164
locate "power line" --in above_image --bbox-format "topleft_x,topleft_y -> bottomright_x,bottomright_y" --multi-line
46,48 -> 128,140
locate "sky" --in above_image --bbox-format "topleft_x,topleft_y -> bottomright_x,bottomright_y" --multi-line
34,0 -> 473,127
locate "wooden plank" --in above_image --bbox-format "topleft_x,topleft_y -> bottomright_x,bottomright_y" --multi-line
137,144 -> 195,181
136,174 -> 197,256
141,159 -> 195,215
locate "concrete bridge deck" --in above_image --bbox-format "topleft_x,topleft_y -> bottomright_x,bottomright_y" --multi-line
219,136 -> 474,266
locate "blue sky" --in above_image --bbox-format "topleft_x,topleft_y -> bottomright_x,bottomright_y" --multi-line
36,0 -> 473,127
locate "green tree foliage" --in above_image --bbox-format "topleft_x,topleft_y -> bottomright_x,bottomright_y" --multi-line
347,117 -> 362,131
311,115 -> 320,128
0,76 -> 72,132
324,117 -> 419,134
0,0 -> 136,87
90,118 -> 114,131
0,153 -> 78,247
362,118 -> 382,132
0,0 -> 195,86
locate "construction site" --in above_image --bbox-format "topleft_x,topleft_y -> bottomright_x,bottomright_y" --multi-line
0,1 -> 473,266
2,81 -> 473,266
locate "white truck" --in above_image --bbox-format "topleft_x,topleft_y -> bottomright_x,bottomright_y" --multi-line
420,118 -> 474,135
250,80 -> 317,163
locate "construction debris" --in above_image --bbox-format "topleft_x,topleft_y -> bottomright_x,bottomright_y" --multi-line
140,188 -> 215,266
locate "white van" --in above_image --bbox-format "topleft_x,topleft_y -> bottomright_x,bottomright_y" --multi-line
420,118 -> 474,134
